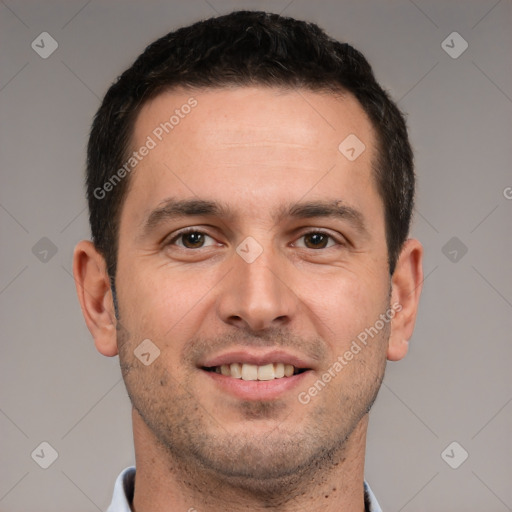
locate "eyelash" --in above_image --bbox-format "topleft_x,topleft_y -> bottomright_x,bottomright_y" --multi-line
166,227 -> 344,250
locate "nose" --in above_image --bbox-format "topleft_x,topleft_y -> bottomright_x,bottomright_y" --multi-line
216,242 -> 298,332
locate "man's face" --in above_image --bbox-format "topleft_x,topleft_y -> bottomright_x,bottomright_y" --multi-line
115,86 -> 390,484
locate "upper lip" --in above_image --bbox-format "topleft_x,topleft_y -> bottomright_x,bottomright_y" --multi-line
199,349 -> 316,370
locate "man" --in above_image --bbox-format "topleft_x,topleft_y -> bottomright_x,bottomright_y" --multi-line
73,10 -> 423,512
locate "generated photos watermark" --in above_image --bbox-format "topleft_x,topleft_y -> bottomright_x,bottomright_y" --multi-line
93,97 -> 198,200
298,301 -> 402,405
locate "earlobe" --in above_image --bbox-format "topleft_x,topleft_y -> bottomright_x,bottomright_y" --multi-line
387,239 -> 423,361
72,240 -> 119,357
387,338 -> 409,362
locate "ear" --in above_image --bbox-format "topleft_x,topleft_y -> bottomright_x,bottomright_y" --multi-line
73,240 -> 118,357
387,238 -> 423,361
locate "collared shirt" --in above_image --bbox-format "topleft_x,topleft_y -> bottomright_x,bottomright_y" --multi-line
107,466 -> 383,511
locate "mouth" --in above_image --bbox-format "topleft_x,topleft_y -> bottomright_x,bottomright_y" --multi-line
198,350 -> 315,400
202,363 -> 308,381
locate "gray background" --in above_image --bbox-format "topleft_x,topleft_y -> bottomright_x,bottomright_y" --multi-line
1,0 -> 511,510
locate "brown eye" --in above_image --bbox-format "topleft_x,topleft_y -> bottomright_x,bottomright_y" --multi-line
303,232 -> 330,249
180,232 -> 205,248
169,230 -> 216,249
296,231 -> 338,250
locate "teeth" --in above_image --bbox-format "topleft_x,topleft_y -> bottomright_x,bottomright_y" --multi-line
210,363 -> 303,380
284,364 -> 294,377
257,363 -> 275,381
230,363 -> 242,379
241,363 -> 258,380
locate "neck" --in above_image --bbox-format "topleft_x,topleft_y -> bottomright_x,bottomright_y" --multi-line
131,410 -> 369,512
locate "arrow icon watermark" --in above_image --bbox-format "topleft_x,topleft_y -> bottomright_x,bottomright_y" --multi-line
338,134 -> 366,161
441,31 -> 468,59
442,236 -> 468,263
31,32 -> 58,59
134,339 -> 161,366
31,441 -> 58,469
236,236 -> 263,263
441,441 -> 468,469
32,237 -> 58,263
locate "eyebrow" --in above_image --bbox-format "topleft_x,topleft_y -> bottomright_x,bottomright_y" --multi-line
277,200 -> 366,234
141,197 -> 368,237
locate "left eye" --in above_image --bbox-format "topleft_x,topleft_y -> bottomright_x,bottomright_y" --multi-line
294,231 -> 337,249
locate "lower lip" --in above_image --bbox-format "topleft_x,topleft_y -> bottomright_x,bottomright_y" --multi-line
201,369 -> 312,401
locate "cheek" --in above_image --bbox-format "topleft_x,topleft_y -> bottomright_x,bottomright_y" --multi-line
306,269 -> 389,350
116,263 -> 218,344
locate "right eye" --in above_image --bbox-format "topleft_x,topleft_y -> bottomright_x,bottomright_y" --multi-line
166,228 -> 218,249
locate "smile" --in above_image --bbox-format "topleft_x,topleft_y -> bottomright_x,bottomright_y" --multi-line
203,363 -> 307,381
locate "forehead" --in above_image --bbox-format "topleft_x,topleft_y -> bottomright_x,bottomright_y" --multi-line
134,86 -> 375,156
124,86 -> 380,230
